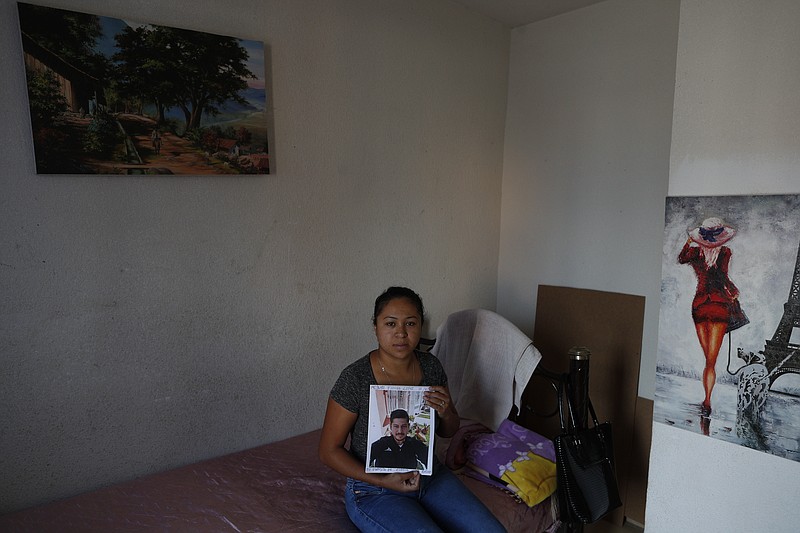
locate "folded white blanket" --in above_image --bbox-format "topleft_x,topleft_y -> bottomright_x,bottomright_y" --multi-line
431,309 -> 542,431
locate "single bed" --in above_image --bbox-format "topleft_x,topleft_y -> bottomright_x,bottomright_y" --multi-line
0,310 -> 584,533
0,427 -> 558,532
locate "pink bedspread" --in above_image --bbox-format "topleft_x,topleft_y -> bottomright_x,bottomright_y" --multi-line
0,429 -> 354,532
0,429 -> 555,532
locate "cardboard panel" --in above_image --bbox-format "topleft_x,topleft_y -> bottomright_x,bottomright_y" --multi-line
521,285 -> 645,527
625,397 -> 653,526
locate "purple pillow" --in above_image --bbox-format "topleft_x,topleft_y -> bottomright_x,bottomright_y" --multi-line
496,419 -> 556,462
464,419 -> 557,506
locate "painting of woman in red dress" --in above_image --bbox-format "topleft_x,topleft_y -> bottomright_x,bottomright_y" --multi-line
679,217 -> 749,415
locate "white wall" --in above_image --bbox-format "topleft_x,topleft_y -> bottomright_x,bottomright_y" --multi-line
0,0 -> 510,512
647,1 -> 800,531
668,0 -> 800,197
497,0 -> 680,399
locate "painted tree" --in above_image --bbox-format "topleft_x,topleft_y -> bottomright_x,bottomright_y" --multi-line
113,24 -> 255,132
18,3 -> 108,80
160,27 -> 255,131
113,25 -> 178,121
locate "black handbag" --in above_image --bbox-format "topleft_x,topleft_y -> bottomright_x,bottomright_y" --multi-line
727,298 -> 749,333
554,383 -> 622,524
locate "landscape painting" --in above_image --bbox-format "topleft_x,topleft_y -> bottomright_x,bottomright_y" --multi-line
655,194 -> 800,463
18,3 -> 270,175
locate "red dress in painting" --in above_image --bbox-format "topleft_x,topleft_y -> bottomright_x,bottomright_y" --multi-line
678,241 -> 737,325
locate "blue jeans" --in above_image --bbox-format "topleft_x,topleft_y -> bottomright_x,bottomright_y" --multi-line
344,465 -> 507,533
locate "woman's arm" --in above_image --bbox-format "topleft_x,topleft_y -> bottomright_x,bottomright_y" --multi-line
678,237 -> 696,264
719,247 -> 739,298
318,397 -> 420,492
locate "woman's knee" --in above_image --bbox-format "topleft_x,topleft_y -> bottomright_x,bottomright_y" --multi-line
345,479 -> 443,532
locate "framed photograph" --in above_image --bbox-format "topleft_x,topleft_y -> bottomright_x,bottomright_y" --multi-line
18,2 -> 271,175
366,385 -> 435,476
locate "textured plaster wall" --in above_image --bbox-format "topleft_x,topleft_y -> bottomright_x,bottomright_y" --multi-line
0,0 -> 510,512
646,1 -> 800,531
496,0 -> 679,399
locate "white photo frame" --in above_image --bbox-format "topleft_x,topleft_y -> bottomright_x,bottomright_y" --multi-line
365,385 -> 435,476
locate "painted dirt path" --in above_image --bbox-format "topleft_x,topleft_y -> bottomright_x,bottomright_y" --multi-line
116,114 -> 237,175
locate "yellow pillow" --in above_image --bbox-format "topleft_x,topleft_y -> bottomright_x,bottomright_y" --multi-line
500,451 -> 557,507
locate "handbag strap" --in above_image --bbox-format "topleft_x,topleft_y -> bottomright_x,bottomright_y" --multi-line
586,396 -> 600,427
557,378 -> 568,432
559,378 -> 601,433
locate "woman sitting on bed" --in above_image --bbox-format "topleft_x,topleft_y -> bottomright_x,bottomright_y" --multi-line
319,287 -> 506,532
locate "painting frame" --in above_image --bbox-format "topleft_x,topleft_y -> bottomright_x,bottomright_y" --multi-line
18,2 -> 272,175
655,194 -> 800,463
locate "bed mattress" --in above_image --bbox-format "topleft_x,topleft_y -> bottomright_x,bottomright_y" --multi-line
0,429 -> 555,532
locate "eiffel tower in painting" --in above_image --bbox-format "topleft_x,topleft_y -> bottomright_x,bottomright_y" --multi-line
763,238 -> 800,387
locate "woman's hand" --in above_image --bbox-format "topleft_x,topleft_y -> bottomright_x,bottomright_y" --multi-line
380,471 -> 421,492
425,386 -> 460,437
424,386 -> 453,417
320,398 -> 424,491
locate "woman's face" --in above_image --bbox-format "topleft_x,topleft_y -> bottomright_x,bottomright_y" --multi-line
374,297 -> 422,360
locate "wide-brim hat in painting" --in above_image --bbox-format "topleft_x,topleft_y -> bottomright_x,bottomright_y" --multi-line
689,217 -> 736,248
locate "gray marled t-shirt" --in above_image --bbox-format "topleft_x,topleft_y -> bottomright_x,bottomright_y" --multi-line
330,350 -> 447,464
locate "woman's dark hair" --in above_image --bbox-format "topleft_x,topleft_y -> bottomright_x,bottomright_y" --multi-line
372,286 -> 425,326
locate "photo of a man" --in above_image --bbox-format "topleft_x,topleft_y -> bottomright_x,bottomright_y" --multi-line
369,409 -> 429,470
366,385 -> 434,475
